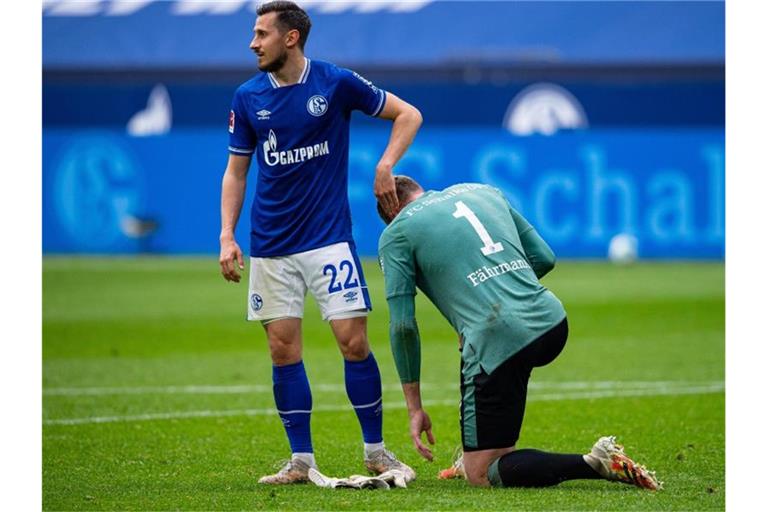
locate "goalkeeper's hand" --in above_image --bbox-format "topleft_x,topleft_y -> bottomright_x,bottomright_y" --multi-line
409,408 -> 435,461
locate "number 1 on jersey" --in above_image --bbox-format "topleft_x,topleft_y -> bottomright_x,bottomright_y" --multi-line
452,201 -> 504,256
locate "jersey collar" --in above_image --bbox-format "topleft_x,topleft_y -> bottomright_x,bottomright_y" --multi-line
268,57 -> 311,88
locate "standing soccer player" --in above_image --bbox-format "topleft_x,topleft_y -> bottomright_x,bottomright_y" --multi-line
377,176 -> 661,490
219,2 -> 421,484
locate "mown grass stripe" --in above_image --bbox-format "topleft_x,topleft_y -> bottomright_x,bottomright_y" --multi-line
43,380 -> 723,396
43,382 -> 724,426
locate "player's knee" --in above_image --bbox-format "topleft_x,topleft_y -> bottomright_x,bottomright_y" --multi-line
267,336 -> 302,365
465,469 -> 490,487
269,347 -> 301,366
338,333 -> 370,361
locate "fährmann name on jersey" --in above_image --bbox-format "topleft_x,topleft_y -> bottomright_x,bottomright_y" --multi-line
467,259 -> 531,286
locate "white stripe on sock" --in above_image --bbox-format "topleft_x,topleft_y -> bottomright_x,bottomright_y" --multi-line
351,397 -> 382,410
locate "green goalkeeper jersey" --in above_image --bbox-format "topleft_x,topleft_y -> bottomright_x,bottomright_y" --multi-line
378,183 -> 566,382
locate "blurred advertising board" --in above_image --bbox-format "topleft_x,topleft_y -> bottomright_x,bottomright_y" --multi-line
43,128 -> 723,259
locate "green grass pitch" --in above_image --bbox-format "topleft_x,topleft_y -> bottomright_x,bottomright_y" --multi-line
43,258 -> 724,510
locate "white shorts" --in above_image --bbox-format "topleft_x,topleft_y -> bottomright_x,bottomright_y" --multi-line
247,242 -> 372,322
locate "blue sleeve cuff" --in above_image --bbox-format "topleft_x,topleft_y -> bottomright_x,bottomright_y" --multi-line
372,90 -> 387,117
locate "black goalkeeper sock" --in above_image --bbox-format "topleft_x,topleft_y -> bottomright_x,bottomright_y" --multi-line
488,449 -> 601,488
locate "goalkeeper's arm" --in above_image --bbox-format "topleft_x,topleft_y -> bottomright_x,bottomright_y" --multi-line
387,294 -> 421,384
510,208 -> 556,279
387,293 -> 435,460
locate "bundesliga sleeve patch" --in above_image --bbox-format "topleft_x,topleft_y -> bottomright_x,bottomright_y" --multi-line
229,110 -> 235,134
352,71 -> 379,93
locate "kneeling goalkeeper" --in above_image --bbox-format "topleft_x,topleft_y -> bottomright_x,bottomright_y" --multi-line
376,176 -> 660,490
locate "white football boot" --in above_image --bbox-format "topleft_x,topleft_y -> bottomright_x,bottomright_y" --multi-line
438,447 -> 466,480
364,448 -> 416,482
584,436 -> 663,490
258,458 -> 311,485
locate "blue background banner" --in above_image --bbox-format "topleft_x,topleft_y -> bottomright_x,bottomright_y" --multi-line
43,0 -> 724,68
43,128 -> 723,259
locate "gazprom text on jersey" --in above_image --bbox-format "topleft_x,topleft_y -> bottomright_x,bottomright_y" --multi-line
264,140 -> 330,166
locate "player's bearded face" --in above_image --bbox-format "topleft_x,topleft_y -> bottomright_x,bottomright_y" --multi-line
258,48 -> 289,72
251,14 -> 290,74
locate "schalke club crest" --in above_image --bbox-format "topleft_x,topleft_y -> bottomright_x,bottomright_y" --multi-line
307,95 -> 328,117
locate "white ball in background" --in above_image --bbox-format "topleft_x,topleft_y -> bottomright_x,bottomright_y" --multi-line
608,233 -> 639,264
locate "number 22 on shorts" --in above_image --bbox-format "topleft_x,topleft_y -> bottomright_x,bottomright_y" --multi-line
323,260 -> 359,293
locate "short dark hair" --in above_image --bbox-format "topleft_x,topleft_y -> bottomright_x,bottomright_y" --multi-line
377,175 -> 424,224
257,1 -> 312,50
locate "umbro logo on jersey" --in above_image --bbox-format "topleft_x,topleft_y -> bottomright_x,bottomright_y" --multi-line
256,109 -> 271,120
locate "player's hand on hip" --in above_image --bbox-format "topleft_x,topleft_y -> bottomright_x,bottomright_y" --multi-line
219,239 -> 244,283
374,166 -> 399,219
408,408 -> 435,462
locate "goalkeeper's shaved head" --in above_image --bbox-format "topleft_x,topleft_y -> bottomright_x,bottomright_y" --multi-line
377,175 -> 424,224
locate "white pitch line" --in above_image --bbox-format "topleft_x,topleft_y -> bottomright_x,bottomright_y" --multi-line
43,380 -> 721,397
530,384 -> 725,402
43,382 -> 724,426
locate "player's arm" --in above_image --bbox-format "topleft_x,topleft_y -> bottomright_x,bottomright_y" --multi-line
388,292 -> 435,461
374,93 -> 423,219
219,154 -> 251,282
388,293 -> 421,385
379,234 -> 421,386
380,228 -> 434,461
511,207 -> 556,279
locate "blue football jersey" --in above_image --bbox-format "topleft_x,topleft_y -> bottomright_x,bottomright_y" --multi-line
228,58 -> 387,257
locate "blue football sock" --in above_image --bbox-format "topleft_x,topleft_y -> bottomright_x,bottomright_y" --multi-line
344,352 -> 383,445
272,361 -> 313,454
